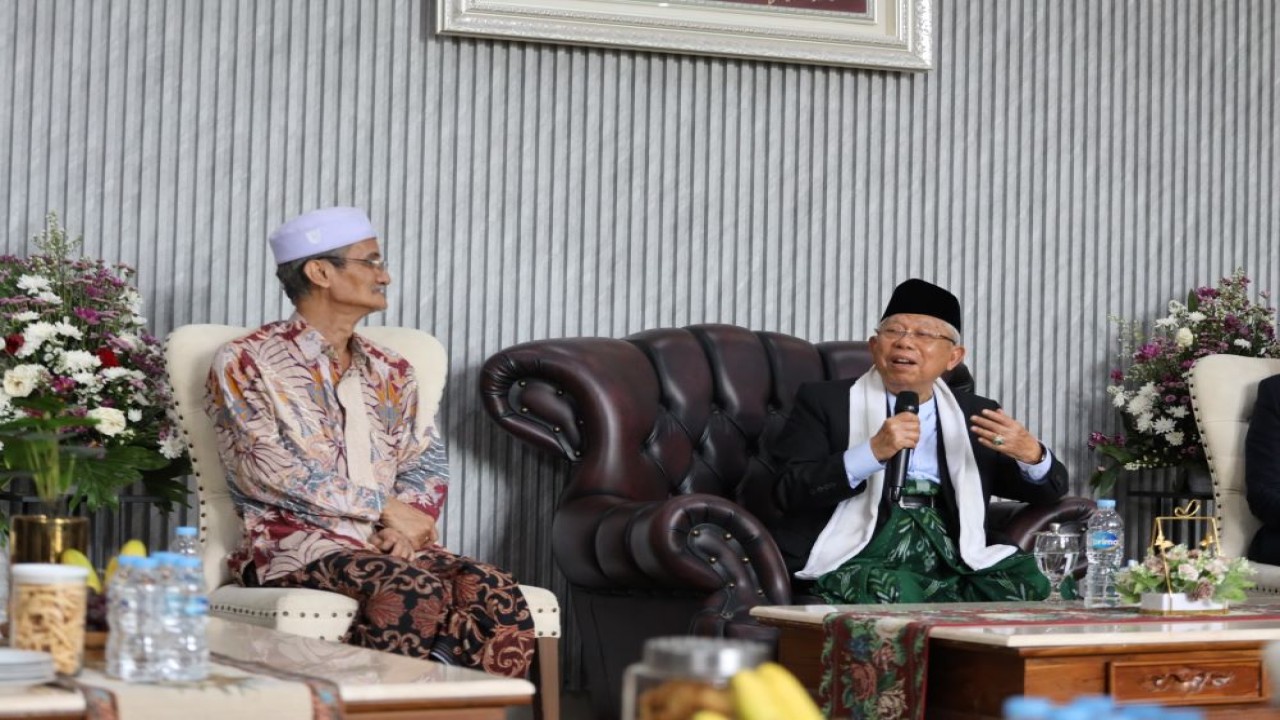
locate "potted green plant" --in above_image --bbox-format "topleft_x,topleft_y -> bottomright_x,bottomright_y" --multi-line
1089,269 -> 1280,496
0,214 -> 189,563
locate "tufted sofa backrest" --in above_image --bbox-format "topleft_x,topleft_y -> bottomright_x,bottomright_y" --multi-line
481,324 -> 972,522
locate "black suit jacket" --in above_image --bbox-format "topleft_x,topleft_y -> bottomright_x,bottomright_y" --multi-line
1246,374 -> 1280,564
767,378 -> 1070,575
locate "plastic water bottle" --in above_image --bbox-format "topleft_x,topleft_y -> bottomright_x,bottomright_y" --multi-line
171,526 -> 199,557
109,556 -> 161,681
169,555 -> 210,681
151,552 -> 182,680
106,555 -> 137,679
1084,498 -> 1125,608
133,557 -> 163,682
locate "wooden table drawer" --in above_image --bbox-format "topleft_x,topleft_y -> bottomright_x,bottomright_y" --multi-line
1109,659 -> 1266,705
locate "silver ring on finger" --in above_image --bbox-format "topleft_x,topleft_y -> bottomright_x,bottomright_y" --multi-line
993,434 -> 1006,446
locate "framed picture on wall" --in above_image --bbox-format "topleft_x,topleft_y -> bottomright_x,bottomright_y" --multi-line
436,0 -> 933,71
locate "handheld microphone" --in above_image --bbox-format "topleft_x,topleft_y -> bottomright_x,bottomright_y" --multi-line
887,390 -> 920,503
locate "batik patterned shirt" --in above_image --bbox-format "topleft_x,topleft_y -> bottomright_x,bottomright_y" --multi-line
205,315 -> 449,584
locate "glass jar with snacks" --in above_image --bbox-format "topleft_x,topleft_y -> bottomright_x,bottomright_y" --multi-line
9,563 -> 89,675
621,636 -> 768,720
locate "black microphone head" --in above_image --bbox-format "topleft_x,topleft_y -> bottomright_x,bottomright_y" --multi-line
894,390 -> 920,415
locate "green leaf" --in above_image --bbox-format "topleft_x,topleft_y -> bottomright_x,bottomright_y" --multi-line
1186,288 -> 1200,312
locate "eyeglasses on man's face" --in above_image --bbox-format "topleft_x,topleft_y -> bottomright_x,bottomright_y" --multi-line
876,326 -> 957,345
315,255 -> 389,272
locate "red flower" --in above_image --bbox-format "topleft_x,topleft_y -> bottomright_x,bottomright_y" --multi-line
4,334 -> 22,355
96,348 -> 120,368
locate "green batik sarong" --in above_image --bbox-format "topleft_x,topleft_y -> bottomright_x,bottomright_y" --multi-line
813,481 -> 1051,604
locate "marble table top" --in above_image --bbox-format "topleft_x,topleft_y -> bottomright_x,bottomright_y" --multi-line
751,600 -> 1280,648
0,617 -> 533,715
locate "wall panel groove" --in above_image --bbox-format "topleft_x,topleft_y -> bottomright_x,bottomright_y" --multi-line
4,0 -> 1278,684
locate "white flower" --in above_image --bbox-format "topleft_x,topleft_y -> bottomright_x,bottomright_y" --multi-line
1135,413 -> 1154,433
127,409 -> 142,423
15,274 -> 52,295
1152,417 -> 1176,434
3,364 -> 47,398
85,407 -> 127,437
1176,563 -> 1200,582
1113,393 -> 1128,408
35,291 -> 62,304
1175,327 -> 1195,348
1234,338 -> 1252,349
159,433 -> 187,460
1164,431 -> 1184,446
1128,393 -> 1153,416
57,349 -> 101,374
12,311 -> 39,323
17,321 -> 59,358
123,290 -> 143,316
1169,406 -> 1189,419
1153,317 -> 1177,328
1187,311 -> 1207,323
52,321 -> 82,340
100,367 -> 133,381
71,372 -> 101,388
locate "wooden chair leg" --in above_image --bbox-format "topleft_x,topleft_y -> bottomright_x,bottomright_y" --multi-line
533,636 -> 560,720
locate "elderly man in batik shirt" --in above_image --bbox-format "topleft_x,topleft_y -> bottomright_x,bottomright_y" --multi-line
205,207 -> 533,677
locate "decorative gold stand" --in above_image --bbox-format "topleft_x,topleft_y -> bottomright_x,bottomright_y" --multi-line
1140,501 -> 1224,616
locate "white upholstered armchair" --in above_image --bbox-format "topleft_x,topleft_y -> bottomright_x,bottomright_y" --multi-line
1188,354 -> 1280,593
165,324 -> 561,719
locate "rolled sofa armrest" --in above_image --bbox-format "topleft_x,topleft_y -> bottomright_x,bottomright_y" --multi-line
554,493 -> 792,633
989,495 -> 1098,552
481,338 -> 677,499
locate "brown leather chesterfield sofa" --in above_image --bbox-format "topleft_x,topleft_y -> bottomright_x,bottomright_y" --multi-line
480,324 -> 1095,719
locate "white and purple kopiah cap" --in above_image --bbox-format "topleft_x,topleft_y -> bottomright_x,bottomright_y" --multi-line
269,207 -> 378,264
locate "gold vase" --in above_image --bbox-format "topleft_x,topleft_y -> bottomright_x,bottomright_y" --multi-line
9,515 -> 89,564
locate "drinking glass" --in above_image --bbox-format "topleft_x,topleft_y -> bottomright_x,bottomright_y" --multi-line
1033,526 -> 1080,603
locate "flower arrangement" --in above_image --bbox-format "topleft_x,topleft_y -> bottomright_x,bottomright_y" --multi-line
0,214 -> 188,519
1115,543 -> 1255,604
1089,269 -> 1280,495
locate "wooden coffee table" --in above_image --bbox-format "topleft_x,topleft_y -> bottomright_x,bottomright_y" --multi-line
0,617 -> 533,719
752,601 -> 1280,719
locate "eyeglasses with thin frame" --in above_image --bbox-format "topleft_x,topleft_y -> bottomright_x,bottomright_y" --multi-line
313,255 -> 389,272
876,326 -> 958,346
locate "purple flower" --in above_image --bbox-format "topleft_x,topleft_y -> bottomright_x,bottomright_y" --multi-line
1136,342 -> 1162,361
1196,287 -> 1220,300
1110,369 -> 1124,383
73,307 -> 102,325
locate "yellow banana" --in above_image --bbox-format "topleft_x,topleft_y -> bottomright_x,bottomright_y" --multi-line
59,548 -> 102,593
755,662 -> 824,720
690,712 -> 732,720
119,539 -> 148,557
731,668 -> 784,720
104,556 -> 120,587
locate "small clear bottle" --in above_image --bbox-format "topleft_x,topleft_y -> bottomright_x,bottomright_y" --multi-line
170,526 -> 199,557
621,636 -> 768,720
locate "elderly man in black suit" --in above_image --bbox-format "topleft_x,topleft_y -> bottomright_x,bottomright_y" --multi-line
768,279 -> 1069,603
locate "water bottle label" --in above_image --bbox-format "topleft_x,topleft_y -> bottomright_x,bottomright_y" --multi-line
1089,530 -> 1119,551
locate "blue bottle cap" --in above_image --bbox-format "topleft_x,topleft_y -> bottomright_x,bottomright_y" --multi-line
1002,695 -> 1054,718
1096,498 -> 1116,509
175,526 -> 197,537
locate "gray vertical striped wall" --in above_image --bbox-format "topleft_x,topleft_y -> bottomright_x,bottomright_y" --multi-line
3,0 -> 1278,679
